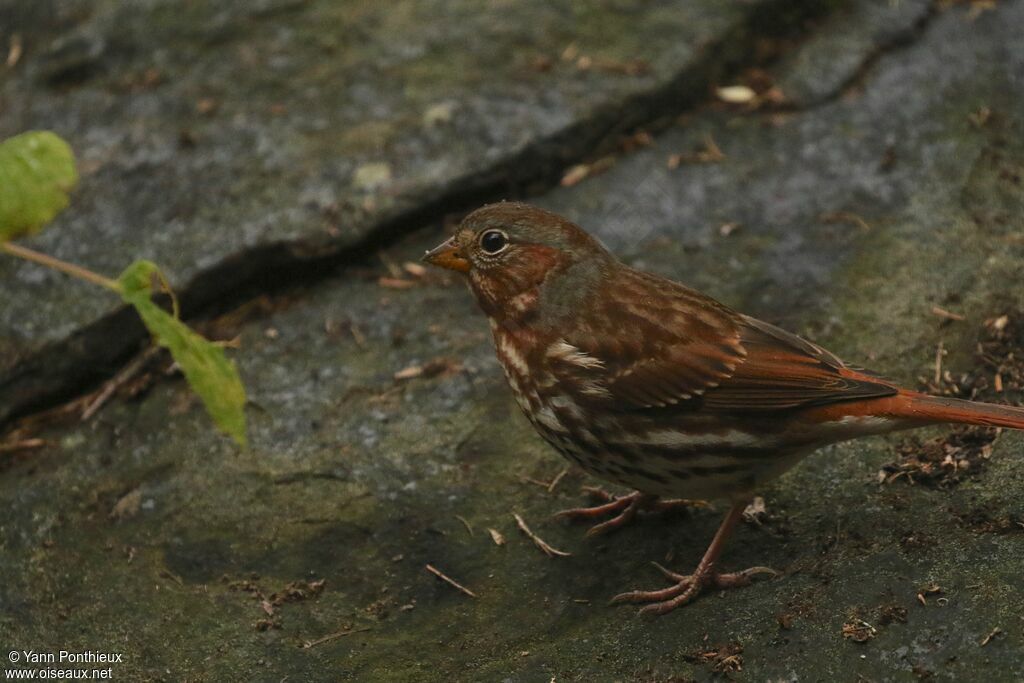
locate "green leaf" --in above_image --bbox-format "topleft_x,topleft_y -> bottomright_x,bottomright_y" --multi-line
0,131 -> 79,241
118,260 -> 248,446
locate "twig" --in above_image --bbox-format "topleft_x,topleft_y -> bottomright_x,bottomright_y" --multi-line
934,340 -> 945,385
820,211 -> 871,232
81,345 -> 162,420
1,242 -> 120,291
0,438 -> 46,454
301,627 -> 372,649
931,306 -> 965,322
6,33 -> 22,68
425,564 -> 477,598
159,569 -> 185,586
512,513 -> 572,558
454,515 -> 474,536
520,467 -> 570,493
980,627 -> 1002,647
547,467 -> 569,493
348,323 -> 366,348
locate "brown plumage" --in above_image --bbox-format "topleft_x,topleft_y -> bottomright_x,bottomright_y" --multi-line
424,201 -> 1024,614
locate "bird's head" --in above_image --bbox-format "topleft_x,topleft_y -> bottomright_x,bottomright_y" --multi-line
423,202 -> 613,325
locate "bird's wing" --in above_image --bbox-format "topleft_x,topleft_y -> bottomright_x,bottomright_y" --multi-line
553,269 -> 896,412
699,315 -> 898,411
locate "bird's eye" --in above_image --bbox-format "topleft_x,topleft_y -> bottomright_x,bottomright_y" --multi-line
479,229 -> 509,255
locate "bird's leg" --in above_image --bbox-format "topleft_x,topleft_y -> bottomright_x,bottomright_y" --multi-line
611,501 -> 777,615
554,486 -> 704,537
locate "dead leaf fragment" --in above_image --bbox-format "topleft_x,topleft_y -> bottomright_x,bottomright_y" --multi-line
6,34 -> 23,68
423,101 -> 455,127
667,135 -> 726,168
716,85 -> 756,104
394,357 -> 462,381
488,528 -> 506,546
394,365 -> 424,381
742,496 -> 766,524
196,97 -> 219,115
842,619 -> 877,642
353,162 -> 392,191
110,488 -> 142,521
988,314 -> 1009,332
0,438 -> 45,454
402,262 -> 427,278
378,277 -> 416,289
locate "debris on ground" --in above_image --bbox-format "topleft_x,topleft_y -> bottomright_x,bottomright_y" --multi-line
881,312 -> 1024,487
513,512 -> 572,558
226,576 -> 327,629
683,641 -> 744,674
667,134 -> 726,168
560,156 -> 616,187
877,603 -> 908,625
109,488 -> 142,521
394,357 -> 462,381
487,528 -> 506,546
425,563 -> 478,598
980,627 -> 1002,647
841,618 -> 877,643
742,496 -> 767,525
301,626 -> 372,649
879,426 -> 998,487
916,584 -> 944,607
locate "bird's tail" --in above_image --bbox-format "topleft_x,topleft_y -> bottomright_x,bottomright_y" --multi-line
893,392 -> 1024,430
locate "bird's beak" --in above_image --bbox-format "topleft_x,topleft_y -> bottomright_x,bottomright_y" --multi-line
422,236 -> 471,273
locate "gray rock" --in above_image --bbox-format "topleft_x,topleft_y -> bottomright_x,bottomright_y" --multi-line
775,0 -> 934,107
2,1 -> 1024,680
0,0 -> 814,423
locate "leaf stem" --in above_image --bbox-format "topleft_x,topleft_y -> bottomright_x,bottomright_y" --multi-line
1,241 -> 121,292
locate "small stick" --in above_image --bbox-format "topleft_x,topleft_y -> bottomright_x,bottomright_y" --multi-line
934,340 -> 944,385
0,438 -> 45,454
425,564 -> 477,598
931,306 -> 965,322
547,467 -> 569,493
348,322 -> 366,348
980,627 -> 1002,647
454,515 -> 474,536
820,211 -> 871,232
6,33 -> 22,67
301,627 -> 372,649
513,513 -> 572,558
379,277 -> 416,290
81,345 -> 162,421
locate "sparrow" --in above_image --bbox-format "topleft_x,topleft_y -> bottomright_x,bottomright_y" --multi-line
423,201 -> 1024,615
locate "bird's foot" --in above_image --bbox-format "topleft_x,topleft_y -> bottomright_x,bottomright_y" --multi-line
611,562 -> 777,615
553,487 -> 705,537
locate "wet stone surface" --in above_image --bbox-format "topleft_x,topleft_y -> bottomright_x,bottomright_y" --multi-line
2,1 -> 1024,681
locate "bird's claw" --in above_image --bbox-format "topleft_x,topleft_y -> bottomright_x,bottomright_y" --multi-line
555,489 -> 705,536
611,565 -> 778,615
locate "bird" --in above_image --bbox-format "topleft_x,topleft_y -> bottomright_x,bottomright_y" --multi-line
423,201 -> 1024,615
